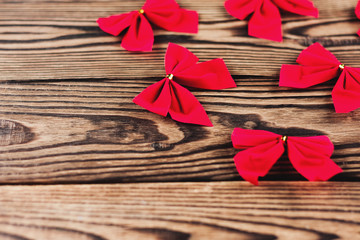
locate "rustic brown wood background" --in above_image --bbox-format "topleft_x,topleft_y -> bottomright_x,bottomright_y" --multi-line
0,0 -> 359,239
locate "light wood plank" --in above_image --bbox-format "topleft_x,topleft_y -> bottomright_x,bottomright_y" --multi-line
0,182 -> 359,240
0,0 -> 359,81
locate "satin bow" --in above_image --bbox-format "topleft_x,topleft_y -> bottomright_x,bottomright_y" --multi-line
133,43 -> 236,126
231,128 -> 343,185
97,0 -> 198,51
224,0 -> 318,42
280,42 -> 360,113
356,0 -> 360,36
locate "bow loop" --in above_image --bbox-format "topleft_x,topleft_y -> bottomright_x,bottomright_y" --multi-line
165,43 -> 237,90
232,128 -> 281,149
165,43 -> 199,75
143,0 -> 198,33
224,0 -> 258,20
175,59 -> 237,90
287,136 -> 342,181
248,0 -> 282,42
272,0 -> 318,17
97,11 -> 138,36
231,128 -> 342,185
168,81 -> 212,126
332,67 -> 360,113
233,141 -> 285,185
224,0 -> 318,41
296,43 -> 340,66
121,14 -> 154,51
133,78 -> 172,117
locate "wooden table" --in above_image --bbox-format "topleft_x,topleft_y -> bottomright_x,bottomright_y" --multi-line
0,0 -> 359,239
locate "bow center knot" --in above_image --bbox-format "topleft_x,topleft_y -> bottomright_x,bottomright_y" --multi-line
138,9 -> 145,14
281,135 -> 288,143
166,74 -> 174,80
339,63 -> 345,70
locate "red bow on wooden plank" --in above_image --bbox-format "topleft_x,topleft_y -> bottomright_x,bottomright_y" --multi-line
231,128 -> 342,185
97,0 -> 198,51
133,43 -> 236,126
224,0 -> 318,42
280,43 -> 360,113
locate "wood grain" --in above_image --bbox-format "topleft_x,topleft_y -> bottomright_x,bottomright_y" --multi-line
0,182 -> 359,240
0,0 -> 360,81
0,79 -> 358,183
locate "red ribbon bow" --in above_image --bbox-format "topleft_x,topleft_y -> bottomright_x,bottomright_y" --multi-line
97,0 -> 198,51
224,0 -> 318,42
356,0 -> 360,36
280,42 -> 360,113
133,43 -> 236,126
232,128 -> 343,185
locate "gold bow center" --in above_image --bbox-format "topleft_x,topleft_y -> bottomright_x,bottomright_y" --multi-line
166,74 -> 174,80
138,9 -> 145,14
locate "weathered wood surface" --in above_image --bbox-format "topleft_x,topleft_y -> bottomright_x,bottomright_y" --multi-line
0,0 -> 360,238
0,0 -> 359,183
0,182 -> 359,240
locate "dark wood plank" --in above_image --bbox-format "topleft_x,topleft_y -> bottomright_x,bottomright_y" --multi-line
0,182 -> 359,240
0,80 -> 358,183
0,0 -> 360,81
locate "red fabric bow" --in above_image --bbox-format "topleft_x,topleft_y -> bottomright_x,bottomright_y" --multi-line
224,0 -> 318,42
280,42 -> 360,113
133,43 -> 236,126
97,0 -> 198,51
232,128 -> 342,185
356,0 -> 360,36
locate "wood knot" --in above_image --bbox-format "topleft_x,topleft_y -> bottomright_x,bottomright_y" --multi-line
0,119 -> 34,145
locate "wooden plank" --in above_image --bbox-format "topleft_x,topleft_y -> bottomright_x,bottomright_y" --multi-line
0,182 -> 359,240
0,80 -> 358,183
0,0 -> 360,81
